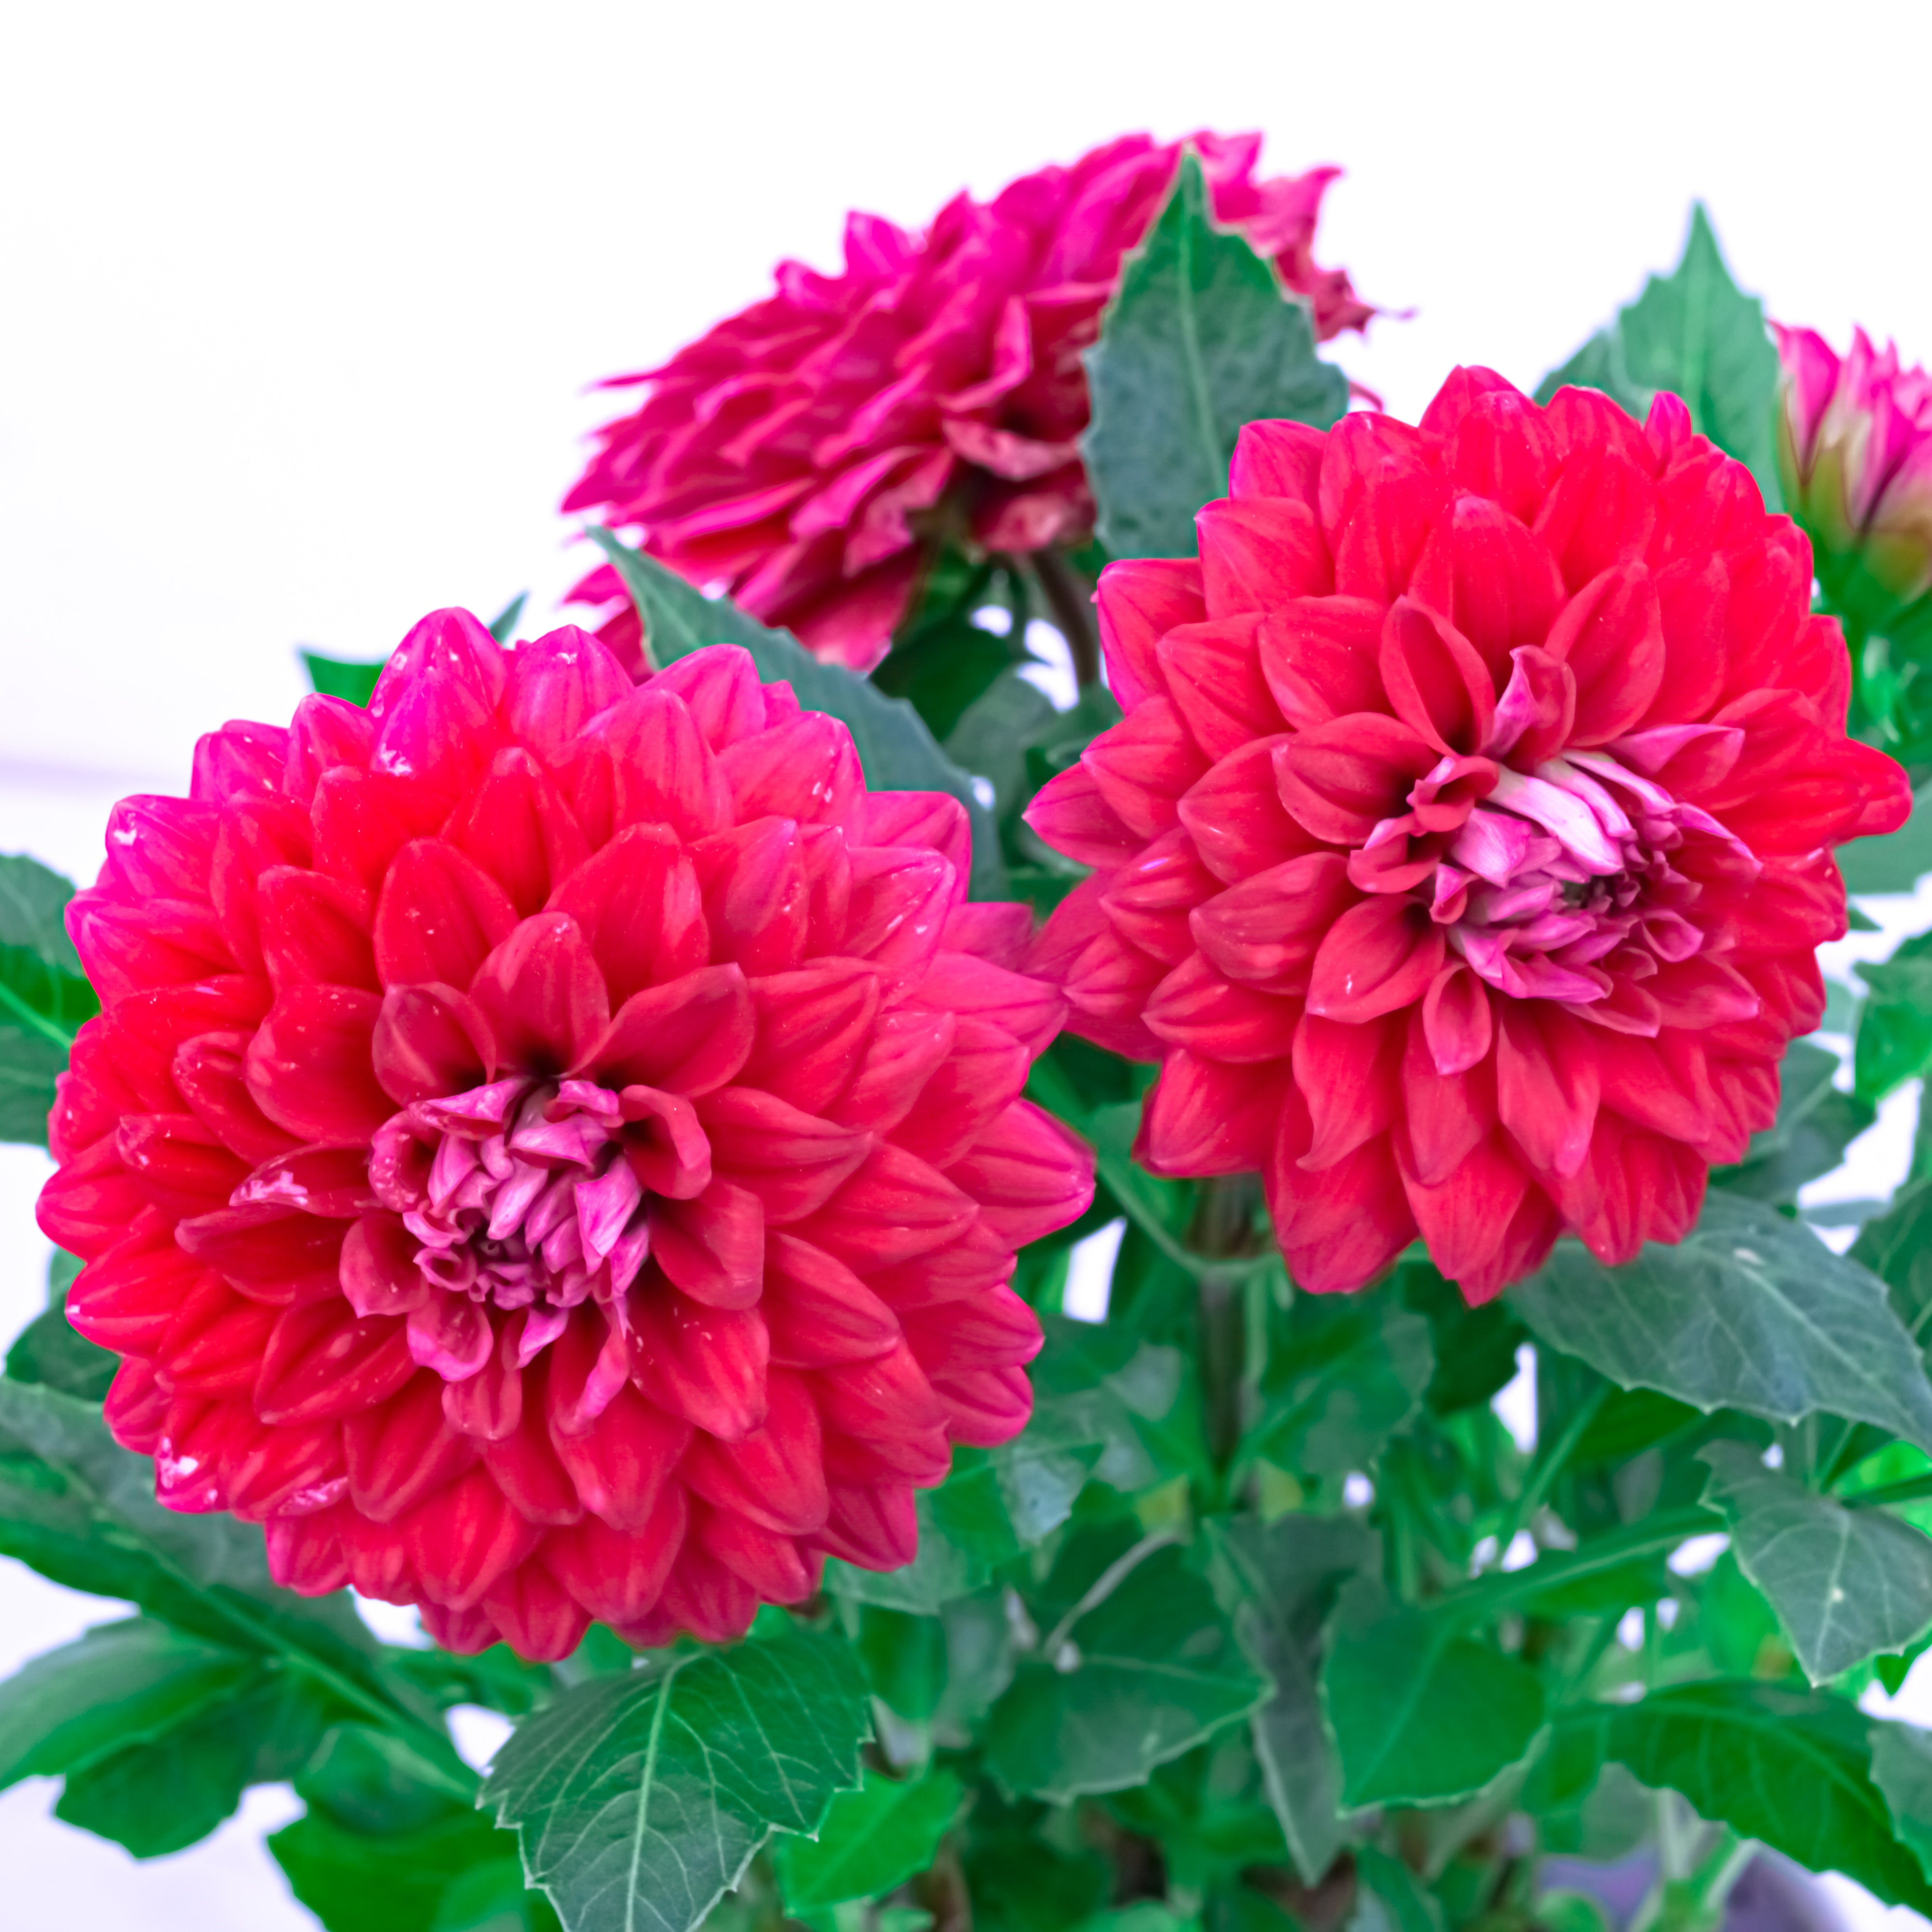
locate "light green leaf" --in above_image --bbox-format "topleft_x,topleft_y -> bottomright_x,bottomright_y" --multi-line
1699,1441 -> 1932,1684
1082,150 -> 1348,561
1219,1514 -> 1376,1883
0,1618 -> 253,1788
1586,1682 -> 1932,1911
775,1766 -> 962,1908
1249,1291 -> 1434,1477
587,530 -> 1005,899
272,1804 -> 536,1932
483,1623 -> 870,1932
488,593 -> 530,645
1712,1038 -> 1874,1206
1535,204 -> 1780,503
1510,1193 -> 1932,1453
985,1541 -> 1271,1801
1870,1719 -> 1932,1887
930,1425 -> 1104,1567
822,1491 -> 988,1613
1321,1580 -> 1546,1809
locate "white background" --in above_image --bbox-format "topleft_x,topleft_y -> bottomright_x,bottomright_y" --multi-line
6,0 -> 1932,1922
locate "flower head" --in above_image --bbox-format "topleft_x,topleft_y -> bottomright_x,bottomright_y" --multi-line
565,132 -> 1371,675
1028,369 -> 1906,1302
1776,324 -> 1932,609
40,611 -> 1092,1658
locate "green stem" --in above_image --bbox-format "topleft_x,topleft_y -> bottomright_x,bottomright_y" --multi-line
1486,1384 -> 1607,1569
1440,1506 -> 1721,1626
0,978 -> 77,1049
1030,548 -> 1100,688
1843,1470 -> 1932,1510
1189,1175 -> 1263,1470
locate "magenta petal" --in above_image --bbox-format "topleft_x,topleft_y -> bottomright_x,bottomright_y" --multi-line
407,1294 -> 494,1380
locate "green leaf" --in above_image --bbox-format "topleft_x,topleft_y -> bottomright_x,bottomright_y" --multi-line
1350,1845 -> 1447,1932
1870,1719 -> 1932,1886
1510,1193 -> 1932,1453
929,1417 -> 1105,1567
1584,1681 -> 1932,1910
1839,785 -> 1932,894
0,1619 -> 254,1788
1082,149 -> 1348,561
1249,1289 -> 1434,1477
852,1607 -> 948,1724
303,651 -> 386,707
0,853 -> 96,1142
272,1804 -> 533,1932
1856,933 -> 1932,1101
775,1766 -> 963,1908
1218,1513 -> 1376,1883
0,1379 -> 445,1774
1698,1441 -> 1932,1685
1535,204 -> 1780,503
587,529 -> 1006,899
822,1491 -> 989,1612
5,1250 -> 116,1400
1713,1038 -> 1874,1205
1398,1261 -> 1527,1416
55,1667 -> 331,1857
1321,1579 -> 1547,1808
483,1622 -> 870,1932
984,1540 -> 1271,1801
489,593 -> 530,645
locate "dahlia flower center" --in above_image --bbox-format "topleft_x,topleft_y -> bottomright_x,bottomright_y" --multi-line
1356,733 -> 1758,1008
369,1075 -> 705,1373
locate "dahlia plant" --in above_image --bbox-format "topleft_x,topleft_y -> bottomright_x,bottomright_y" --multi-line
9,148 -> 1932,1932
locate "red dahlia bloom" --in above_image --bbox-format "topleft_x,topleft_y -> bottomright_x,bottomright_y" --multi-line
38,611 -> 1092,1658
1027,369 -> 1908,1302
564,131 -> 1372,674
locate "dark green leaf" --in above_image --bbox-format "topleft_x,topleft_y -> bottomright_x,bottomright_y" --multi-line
1102,1742 -> 1288,1892
1584,1681 -> 1932,1910
1839,786 -> 1932,894
1399,1261 -> 1527,1415
1510,1194 -> 1932,1453
303,652 -> 386,707
1535,205 -> 1779,503
1083,151 -> 1348,560
1219,1513 -> 1376,1882
483,1622 -> 870,1932
774,1766 -> 962,1908
1249,1289 -> 1434,1477
985,1540 -> 1271,1801
1321,1579 -> 1546,1808
587,530 -> 1006,899
1870,1718 -> 1932,1886
0,1619 -> 254,1788
55,1668 -> 332,1857
1713,1039 -> 1874,1204
1698,1441 -> 1932,1685
1856,933 -> 1932,1102
929,1416 -> 1105,1567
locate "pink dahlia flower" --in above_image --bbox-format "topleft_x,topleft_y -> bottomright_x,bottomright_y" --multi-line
1027,369 -> 1907,1302
1776,323 -> 1932,608
38,611 -> 1092,1659
564,131 -> 1372,675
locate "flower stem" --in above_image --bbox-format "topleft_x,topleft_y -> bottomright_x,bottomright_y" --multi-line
1187,1176 -> 1265,1469
1030,546 -> 1101,687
